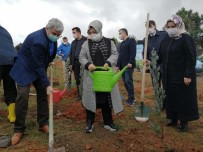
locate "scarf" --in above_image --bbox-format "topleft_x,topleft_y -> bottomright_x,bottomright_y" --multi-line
164,15 -> 189,39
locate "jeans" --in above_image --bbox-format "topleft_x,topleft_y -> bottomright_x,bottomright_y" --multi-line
0,65 -> 17,105
14,79 -> 48,133
122,68 -> 135,101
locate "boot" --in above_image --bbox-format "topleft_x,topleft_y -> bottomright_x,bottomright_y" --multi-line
11,133 -> 23,145
8,103 -> 16,123
178,121 -> 188,132
85,110 -> 95,133
39,125 -> 49,133
85,119 -> 94,133
167,119 -> 178,127
75,85 -> 81,101
75,95 -> 82,101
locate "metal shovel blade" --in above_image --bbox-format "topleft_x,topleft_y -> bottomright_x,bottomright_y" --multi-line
135,102 -> 150,122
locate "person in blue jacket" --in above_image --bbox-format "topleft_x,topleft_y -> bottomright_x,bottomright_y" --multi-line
117,28 -> 136,106
0,25 -> 18,123
143,20 -> 168,109
56,37 -> 71,61
143,20 -> 168,62
9,18 -> 64,145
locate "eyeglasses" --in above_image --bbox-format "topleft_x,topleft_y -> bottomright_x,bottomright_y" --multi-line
72,32 -> 76,34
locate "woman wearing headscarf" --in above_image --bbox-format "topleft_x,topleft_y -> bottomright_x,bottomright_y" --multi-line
79,20 -> 123,133
158,15 -> 199,131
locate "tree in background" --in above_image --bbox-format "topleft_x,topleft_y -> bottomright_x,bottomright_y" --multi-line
176,7 -> 203,55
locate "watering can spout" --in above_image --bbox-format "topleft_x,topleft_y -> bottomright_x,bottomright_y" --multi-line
59,89 -> 66,97
111,66 -> 128,87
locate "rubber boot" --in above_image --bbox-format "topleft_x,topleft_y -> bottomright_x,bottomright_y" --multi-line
8,103 -> 16,123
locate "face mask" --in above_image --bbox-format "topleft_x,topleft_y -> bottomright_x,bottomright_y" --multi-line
73,33 -> 78,39
119,35 -> 123,40
63,42 -> 68,45
166,28 -> 179,38
90,33 -> 102,42
48,34 -> 59,42
149,28 -> 156,35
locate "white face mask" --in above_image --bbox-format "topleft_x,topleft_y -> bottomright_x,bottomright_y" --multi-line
149,28 -> 156,35
73,33 -> 78,39
90,33 -> 102,42
119,35 -> 123,40
63,41 -> 68,45
166,28 -> 179,38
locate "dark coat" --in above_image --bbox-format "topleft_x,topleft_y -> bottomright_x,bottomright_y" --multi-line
158,34 -> 199,121
0,26 -> 18,65
117,37 -> 136,69
143,30 -> 167,60
10,28 -> 57,87
69,36 -> 87,67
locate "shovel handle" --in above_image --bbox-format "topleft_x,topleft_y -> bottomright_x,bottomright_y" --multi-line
49,66 -> 54,150
141,13 -> 150,101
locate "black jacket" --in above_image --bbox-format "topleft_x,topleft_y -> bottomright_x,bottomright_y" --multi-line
69,36 -> 87,67
143,30 -> 167,60
158,34 -> 196,88
117,37 -> 136,69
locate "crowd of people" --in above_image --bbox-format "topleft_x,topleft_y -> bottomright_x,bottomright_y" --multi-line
0,15 -> 199,145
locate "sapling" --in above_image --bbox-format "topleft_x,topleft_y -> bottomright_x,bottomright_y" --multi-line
149,50 -> 166,139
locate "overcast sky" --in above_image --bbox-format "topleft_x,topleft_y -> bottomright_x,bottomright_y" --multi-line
0,0 -> 203,45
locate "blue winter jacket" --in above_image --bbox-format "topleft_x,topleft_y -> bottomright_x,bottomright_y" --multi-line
10,28 -> 57,87
143,30 -> 168,60
57,42 -> 71,61
0,26 -> 18,65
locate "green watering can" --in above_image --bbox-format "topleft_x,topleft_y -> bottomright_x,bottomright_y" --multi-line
89,66 -> 127,92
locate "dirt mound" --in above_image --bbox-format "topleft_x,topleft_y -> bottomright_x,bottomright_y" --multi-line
62,101 -> 86,120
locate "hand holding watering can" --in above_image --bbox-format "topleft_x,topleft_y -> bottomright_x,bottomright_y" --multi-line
88,63 -> 109,71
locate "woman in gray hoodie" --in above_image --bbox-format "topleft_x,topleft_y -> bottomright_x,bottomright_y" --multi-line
79,20 -> 123,133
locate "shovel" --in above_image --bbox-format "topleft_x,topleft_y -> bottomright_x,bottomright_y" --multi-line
135,13 -> 150,122
49,66 -> 54,152
48,67 -> 66,152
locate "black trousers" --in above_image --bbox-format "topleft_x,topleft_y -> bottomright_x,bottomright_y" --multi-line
73,59 -> 81,86
85,102 -> 113,125
0,65 -> 17,105
14,79 -> 48,133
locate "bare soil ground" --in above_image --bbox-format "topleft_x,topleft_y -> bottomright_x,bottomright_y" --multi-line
0,60 -> 203,152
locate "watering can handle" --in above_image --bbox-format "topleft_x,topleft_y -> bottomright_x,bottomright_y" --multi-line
89,66 -> 112,79
95,66 -> 112,71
